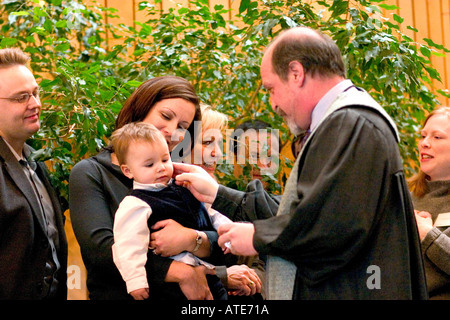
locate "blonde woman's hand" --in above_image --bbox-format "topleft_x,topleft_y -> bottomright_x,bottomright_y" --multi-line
226,265 -> 262,296
414,210 -> 433,241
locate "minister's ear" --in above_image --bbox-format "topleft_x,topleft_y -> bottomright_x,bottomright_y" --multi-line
288,60 -> 305,87
120,164 -> 134,179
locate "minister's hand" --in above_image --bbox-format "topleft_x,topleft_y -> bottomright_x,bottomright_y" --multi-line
173,162 -> 219,204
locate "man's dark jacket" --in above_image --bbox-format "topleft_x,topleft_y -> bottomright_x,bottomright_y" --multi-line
0,137 -> 67,299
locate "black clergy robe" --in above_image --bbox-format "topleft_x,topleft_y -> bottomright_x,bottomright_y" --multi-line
213,106 -> 427,300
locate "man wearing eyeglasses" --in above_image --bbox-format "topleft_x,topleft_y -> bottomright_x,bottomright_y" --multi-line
0,48 -> 67,299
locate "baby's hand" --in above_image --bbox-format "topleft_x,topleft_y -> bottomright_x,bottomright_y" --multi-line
130,288 -> 149,300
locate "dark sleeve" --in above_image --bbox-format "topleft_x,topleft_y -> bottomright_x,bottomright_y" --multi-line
212,179 -> 280,222
253,109 -> 392,283
422,227 -> 450,275
215,265 -> 228,287
145,254 -> 174,284
204,230 -> 221,256
69,159 -> 118,273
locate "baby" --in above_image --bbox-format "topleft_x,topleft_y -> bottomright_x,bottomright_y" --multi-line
111,122 -> 231,300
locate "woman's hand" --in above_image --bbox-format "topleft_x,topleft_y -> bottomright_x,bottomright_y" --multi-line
226,265 -> 262,296
150,219 -> 194,257
166,261 -> 215,300
414,210 -> 433,241
150,219 -> 210,257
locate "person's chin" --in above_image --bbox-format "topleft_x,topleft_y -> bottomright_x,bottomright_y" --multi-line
26,123 -> 41,135
286,118 -> 303,136
202,164 -> 216,175
155,176 -> 170,184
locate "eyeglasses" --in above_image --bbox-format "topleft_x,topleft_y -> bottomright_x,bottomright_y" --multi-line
0,88 -> 41,104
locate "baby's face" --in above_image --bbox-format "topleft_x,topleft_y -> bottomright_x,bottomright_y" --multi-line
121,140 -> 173,185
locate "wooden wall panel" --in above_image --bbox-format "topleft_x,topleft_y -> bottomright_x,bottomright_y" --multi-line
427,0 -> 445,92
387,0 -> 450,105
395,0 -> 415,39
442,0 -> 450,91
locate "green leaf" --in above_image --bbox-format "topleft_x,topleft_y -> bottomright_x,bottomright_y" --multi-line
125,80 -> 143,87
419,45 -> 431,58
55,42 -> 70,52
407,25 -> 419,32
55,20 -> 67,28
393,14 -> 404,24
0,37 -> 18,46
239,0 -> 251,14
379,4 -> 398,10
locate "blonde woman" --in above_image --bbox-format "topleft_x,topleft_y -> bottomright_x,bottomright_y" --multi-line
189,104 -> 228,178
187,105 -> 265,299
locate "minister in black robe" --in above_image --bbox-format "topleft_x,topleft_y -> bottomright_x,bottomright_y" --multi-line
174,27 -> 427,300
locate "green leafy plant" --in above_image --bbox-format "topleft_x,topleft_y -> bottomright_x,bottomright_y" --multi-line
0,0 -> 447,203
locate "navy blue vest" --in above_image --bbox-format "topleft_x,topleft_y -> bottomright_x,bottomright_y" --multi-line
130,184 -> 215,233
131,184 -> 228,300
